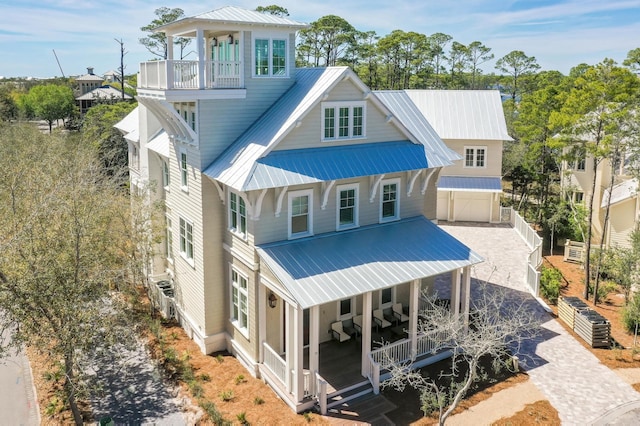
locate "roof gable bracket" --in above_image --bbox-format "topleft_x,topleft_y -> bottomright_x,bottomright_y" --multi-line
275,186 -> 289,217
421,168 -> 437,195
321,180 -> 336,210
214,181 -> 225,203
251,189 -> 268,220
369,174 -> 385,203
407,170 -> 423,197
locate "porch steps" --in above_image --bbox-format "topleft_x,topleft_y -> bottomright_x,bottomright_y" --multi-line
326,393 -> 397,425
326,380 -> 372,409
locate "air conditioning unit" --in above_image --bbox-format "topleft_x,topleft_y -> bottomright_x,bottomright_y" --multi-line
150,277 -> 176,319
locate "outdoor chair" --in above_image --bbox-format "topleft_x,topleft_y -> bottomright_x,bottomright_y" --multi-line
373,309 -> 392,330
353,315 -> 363,338
330,321 -> 351,343
393,303 -> 409,323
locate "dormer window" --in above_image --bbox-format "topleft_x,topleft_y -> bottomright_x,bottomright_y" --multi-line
322,102 -> 365,141
254,36 -> 287,77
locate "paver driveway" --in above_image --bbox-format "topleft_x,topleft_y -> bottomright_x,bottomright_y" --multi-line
439,221 -> 640,425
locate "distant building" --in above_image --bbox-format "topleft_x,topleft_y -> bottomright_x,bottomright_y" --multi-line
75,67 -> 132,114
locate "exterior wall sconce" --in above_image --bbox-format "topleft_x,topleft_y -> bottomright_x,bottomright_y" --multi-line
268,292 -> 277,309
228,34 -> 234,45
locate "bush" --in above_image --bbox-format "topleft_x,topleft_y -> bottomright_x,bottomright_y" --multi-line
622,292 -> 640,333
540,266 -> 563,304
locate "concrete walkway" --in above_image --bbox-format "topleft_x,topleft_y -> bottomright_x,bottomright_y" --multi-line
440,222 -> 640,425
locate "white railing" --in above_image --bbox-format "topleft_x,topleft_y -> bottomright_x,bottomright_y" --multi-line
366,353 -> 381,395
507,207 -> 543,296
370,338 -> 413,365
316,372 -> 328,414
262,342 -> 286,385
139,60 -> 243,90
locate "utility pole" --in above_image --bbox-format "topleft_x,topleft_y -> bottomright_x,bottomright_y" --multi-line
114,38 -> 127,100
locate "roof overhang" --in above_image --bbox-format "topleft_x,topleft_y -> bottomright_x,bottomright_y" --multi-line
147,131 -> 170,158
256,216 -> 483,309
438,176 -> 502,193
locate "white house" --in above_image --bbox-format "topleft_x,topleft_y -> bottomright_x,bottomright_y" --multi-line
405,90 -> 511,223
119,6 -> 483,413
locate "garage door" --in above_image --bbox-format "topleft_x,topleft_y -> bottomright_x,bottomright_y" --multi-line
453,192 -> 491,222
437,191 -> 449,221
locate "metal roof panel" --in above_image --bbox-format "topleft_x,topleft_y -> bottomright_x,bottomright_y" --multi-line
438,176 -> 502,192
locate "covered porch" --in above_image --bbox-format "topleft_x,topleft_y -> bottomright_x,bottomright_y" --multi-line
255,217 -> 482,413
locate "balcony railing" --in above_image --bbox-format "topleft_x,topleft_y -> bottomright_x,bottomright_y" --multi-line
139,60 -> 242,90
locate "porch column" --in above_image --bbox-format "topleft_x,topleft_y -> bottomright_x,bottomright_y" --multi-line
167,36 -> 174,60
258,283 -> 267,363
451,269 -> 461,320
196,28 -> 205,89
309,305 -> 320,396
285,302 -> 293,393
409,279 -> 420,359
360,291 -> 372,377
292,304 -> 304,402
461,267 -> 471,328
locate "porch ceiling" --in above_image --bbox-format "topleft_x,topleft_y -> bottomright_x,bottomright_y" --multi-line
256,216 -> 483,309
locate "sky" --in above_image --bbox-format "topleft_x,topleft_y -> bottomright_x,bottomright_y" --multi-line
1,0 -> 639,79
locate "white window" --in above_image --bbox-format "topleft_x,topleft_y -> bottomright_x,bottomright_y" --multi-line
573,192 -> 584,204
288,189 -> 313,239
174,102 -> 196,131
336,183 -> 359,230
130,144 -> 139,170
322,102 -> 366,141
338,297 -> 356,321
464,146 -> 486,168
180,152 -> 188,191
179,217 -> 194,262
162,160 -> 170,189
231,267 -> 249,334
380,178 -> 400,222
254,37 -> 287,77
575,157 -> 586,171
229,192 -> 247,238
166,216 -> 173,262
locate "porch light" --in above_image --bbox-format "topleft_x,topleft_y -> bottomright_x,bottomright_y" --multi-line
212,38 -> 217,46
268,292 -> 278,308
228,34 -> 234,44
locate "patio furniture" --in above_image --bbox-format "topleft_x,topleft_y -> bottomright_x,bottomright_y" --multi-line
392,303 -> 409,323
353,315 -> 363,338
373,309 -> 392,330
330,321 -> 352,342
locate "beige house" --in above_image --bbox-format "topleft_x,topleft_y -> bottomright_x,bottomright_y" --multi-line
406,90 -> 511,223
562,151 -> 639,249
118,6 -> 483,413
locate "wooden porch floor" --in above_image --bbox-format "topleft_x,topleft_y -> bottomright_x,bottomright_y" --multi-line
305,325 -> 408,392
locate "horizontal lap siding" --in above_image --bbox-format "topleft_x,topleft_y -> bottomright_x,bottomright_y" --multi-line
439,139 -> 503,177
609,200 -> 635,249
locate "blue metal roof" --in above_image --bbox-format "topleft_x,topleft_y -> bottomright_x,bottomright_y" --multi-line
256,216 -> 483,309
245,141 -> 429,190
438,176 -> 502,192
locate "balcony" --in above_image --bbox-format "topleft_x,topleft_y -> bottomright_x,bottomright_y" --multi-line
139,59 -> 243,90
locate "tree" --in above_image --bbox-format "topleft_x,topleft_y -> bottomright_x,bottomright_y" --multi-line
139,7 -> 189,60
255,5 -> 289,16
0,85 -> 18,122
427,33 -> 452,88
551,60 -> 640,300
298,15 -> 356,67
466,41 -> 494,89
23,84 -> 75,132
447,41 -> 468,88
382,284 -> 540,425
623,47 -> 640,72
495,50 -> 541,101
0,125 -> 139,424
81,102 -> 137,175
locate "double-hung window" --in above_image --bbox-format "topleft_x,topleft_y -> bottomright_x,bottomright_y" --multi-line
464,146 -> 486,168
254,37 -> 287,77
230,267 -> 249,334
322,102 -> 365,141
379,287 -> 394,309
166,215 -> 173,262
229,192 -> 247,238
288,189 -> 313,239
179,217 -> 194,262
338,297 -> 356,321
336,183 -> 359,230
162,160 -> 170,189
180,152 -> 188,191
380,178 -> 400,222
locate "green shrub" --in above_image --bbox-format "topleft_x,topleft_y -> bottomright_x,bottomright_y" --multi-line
540,266 -> 563,304
622,292 -> 640,333
237,412 -> 249,425
220,390 -> 234,402
253,396 -> 265,405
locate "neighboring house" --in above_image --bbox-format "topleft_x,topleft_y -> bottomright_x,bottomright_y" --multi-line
119,6 -> 482,413
562,152 -> 639,249
75,67 -> 132,114
405,90 -> 512,223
